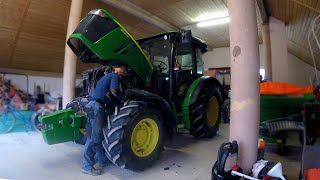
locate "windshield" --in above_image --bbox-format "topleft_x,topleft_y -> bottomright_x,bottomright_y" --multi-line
139,36 -> 205,75
140,37 -> 171,74
176,45 -> 193,70
196,48 -> 204,74
176,45 -> 204,74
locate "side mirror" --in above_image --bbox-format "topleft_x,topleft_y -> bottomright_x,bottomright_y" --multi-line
180,30 -> 192,44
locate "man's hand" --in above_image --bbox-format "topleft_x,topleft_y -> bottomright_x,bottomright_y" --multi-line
111,88 -> 125,103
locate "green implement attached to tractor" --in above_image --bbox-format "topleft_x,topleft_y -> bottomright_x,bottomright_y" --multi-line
40,9 -> 223,171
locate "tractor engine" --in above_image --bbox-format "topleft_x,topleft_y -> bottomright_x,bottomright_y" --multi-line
81,67 -> 105,96
80,66 -> 144,97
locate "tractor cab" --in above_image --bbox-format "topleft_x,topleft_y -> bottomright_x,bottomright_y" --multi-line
138,32 -> 207,103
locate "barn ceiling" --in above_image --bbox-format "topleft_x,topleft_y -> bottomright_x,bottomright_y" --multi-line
265,0 -> 320,67
0,0 -> 319,74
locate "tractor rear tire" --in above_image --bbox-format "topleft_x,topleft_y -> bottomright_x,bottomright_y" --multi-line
222,99 -> 230,124
102,101 -> 165,171
190,84 -> 221,138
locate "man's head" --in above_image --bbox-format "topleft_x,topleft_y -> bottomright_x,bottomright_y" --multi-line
114,67 -> 126,78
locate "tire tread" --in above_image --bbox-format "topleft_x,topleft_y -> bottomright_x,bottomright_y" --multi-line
102,101 -> 164,171
189,84 -> 221,138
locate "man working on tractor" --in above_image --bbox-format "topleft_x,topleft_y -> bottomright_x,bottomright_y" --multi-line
82,67 -> 126,176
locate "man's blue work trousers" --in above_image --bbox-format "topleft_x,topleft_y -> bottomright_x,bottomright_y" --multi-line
82,100 -> 109,171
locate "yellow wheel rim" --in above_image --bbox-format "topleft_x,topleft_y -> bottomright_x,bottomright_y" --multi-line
207,96 -> 219,127
131,118 -> 159,157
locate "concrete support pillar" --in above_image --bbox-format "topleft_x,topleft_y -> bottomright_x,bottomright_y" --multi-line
262,23 -> 272,81
62,0 -> 83,108
269,17 -> 288,83
228,0 -> 260,173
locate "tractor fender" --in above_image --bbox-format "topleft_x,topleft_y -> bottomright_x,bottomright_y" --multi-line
181,76 -> 222,129
126,88 -> 176,134
188,76 -> 222,105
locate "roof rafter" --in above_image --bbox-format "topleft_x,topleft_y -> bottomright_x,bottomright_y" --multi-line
256,0 -> 269,23
8,0 -> 32,66
101,0 -> 180,32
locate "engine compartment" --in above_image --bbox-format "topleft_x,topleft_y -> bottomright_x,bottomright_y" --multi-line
80,66 -> 144,97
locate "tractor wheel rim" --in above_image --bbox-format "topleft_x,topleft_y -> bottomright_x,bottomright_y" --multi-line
131,118 -> 159,157
207,96 -> 219,127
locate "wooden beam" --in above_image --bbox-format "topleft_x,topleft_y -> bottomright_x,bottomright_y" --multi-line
256,0 -> 269,23
287,39 -> 320,67
290,0 -> 320,14
101,0 -> 180,32
0,68 -> 81,78
100,0 -> 216,50
8,0 -> 32,66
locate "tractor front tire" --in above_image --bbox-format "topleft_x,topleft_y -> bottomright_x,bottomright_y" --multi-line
190,84 -> 222,138
102,101 -> 165,171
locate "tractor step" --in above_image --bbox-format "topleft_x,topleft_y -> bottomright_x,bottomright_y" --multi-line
264,120 -> 304,133
39,109 -> 86,145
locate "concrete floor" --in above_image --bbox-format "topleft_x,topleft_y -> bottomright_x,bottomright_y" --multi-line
0,124 -> 302,180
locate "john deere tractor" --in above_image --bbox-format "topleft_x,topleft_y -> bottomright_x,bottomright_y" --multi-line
40,9 -> 223,171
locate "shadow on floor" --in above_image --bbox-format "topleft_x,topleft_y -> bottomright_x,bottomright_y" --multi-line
105,149 -> 196,179
165,132 -> 222,149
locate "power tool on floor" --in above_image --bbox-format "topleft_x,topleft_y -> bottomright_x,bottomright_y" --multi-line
212,140 -> 242,180
217,141 -> 239,174
212,140 -> 286,180
212,140 -> 261,180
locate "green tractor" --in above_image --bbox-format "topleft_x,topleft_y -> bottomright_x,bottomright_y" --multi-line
40,9 -> 223,171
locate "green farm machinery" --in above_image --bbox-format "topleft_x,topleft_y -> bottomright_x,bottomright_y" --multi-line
40,9 -> 223,171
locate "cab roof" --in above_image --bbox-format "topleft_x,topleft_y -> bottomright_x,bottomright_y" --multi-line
137,32 -> 208,54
